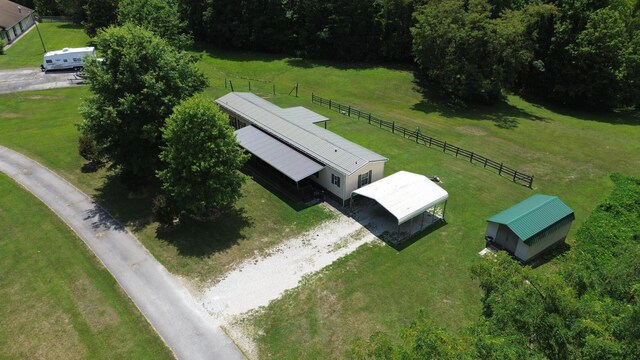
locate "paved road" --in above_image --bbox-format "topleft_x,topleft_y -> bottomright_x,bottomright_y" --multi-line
0,146 -> 245,360
0,68 -> 86,94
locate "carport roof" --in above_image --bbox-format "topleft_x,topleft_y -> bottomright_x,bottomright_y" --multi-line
235,125 -> 324,182
352,171 -> 448,225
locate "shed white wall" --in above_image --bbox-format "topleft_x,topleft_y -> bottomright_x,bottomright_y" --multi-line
514,221 -> 573,262
485,222 -> 499,240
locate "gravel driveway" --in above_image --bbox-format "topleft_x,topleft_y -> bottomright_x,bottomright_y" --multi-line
0,68 -> 86,94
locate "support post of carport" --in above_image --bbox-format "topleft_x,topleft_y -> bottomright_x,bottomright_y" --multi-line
442,200 -> 448,221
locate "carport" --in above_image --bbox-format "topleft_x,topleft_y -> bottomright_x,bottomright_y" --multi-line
351,171 -> 448,240
235,125 -> 325,186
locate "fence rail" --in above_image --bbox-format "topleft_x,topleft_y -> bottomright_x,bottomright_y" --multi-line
312,93 -> 534,188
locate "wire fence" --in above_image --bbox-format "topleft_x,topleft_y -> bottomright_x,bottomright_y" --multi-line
312,93 -> 534,188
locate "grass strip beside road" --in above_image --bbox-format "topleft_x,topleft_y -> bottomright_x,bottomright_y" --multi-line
0,174 -> 173,359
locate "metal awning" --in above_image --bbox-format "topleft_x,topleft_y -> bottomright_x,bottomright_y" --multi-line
352,171 -> 448,225
235,126 -> 324,182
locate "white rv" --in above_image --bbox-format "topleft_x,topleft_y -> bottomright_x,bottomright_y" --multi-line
42,47 -> 96,71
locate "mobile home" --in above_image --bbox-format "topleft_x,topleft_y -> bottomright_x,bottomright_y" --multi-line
215,92 -> 388,204
42,47 -> 96,71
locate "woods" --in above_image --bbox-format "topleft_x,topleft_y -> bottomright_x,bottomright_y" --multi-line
22,0 -> 639,109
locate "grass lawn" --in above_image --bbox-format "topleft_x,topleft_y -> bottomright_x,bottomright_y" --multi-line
0,174 -> 172,359
0,22 -> 91,69
190,47 -> 640,358
0,87 -> 333,282
1,37 -> 639,359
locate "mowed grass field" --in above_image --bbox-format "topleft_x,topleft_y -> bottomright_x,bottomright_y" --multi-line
0,174 -> 172,359
0,22 -> 91,69
193,48 -> 640,358
1,26 -> 639,359
0,88 -> 333,283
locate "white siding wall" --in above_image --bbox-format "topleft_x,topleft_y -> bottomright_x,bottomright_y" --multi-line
344,161 -> 385,199
515,221 -> 573,262
485,222 -> 499,240
310,167 -> 345,200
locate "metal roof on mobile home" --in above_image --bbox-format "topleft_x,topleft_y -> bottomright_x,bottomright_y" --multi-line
235,125 -> 324,182
216,92 -> 387,175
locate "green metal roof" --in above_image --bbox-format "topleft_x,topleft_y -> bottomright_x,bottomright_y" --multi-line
487,194 -> 574,243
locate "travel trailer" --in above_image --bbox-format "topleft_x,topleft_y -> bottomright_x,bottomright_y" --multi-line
42,47 -> 96,71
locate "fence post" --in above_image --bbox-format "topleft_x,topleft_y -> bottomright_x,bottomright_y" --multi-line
484,158 -> 488,168
470,152 -> 474,163
368,113 -> 371,124
529,176 -> 534,188
499,163 -> 503,175
429,137 -> 432,147
443,141 -> 447,152
329,99 -> 332,109
392,122 -> 395,133
513,170 -> 518,182
348,106 -> 351,117
455,148 -> 460,157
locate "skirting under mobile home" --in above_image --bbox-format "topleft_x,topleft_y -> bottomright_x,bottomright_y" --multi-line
485,194 -> 574,263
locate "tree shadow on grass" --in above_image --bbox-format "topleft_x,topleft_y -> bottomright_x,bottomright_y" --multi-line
189,43 -> 288,63
91,173 -> 253,258
412,95 -> 549,130
285,57 -> 413,72
521,96 -> 640,126
91,173 -> 155,233
155,208 -> 252,258
189,42 -> 413,72
53,23 -> 84,30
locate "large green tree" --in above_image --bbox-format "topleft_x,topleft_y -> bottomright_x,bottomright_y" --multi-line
157,96 -> 248,217
78,24 -> 207,189
412,0 -> 504,103
117,0 -> 191,48
83,0 -> 118,37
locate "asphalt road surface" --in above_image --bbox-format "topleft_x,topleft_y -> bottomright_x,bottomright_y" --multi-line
0,68 -> 86,94
0,145 -> 245,360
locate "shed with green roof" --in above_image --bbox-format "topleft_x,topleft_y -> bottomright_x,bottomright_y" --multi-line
485,194 -> 575,262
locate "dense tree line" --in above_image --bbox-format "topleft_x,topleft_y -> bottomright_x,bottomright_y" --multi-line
35,0 -> 639,109
354,173 -> 640,359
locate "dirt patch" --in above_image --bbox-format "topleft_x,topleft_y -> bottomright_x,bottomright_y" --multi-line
70,275 -> 120,332
0,113 -> 23,119
1,297 -> 84,360
455,126 -> 488,136
23,95 -> 65,100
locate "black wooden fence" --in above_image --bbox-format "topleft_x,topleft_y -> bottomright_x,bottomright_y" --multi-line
311,94 -> 534,188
